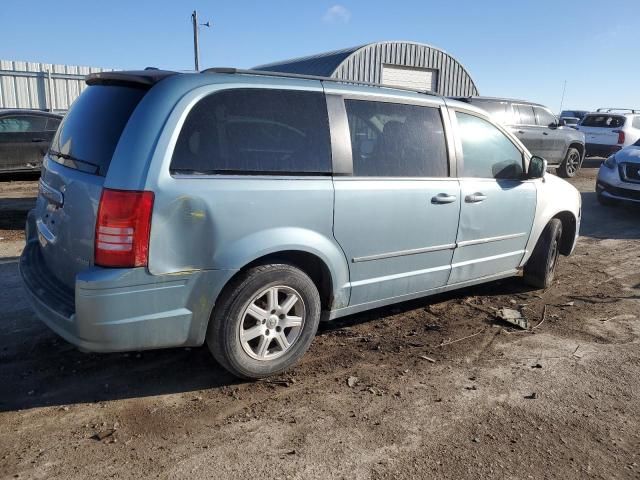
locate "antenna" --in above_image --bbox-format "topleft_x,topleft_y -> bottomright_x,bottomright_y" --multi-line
559,80 -> 567,114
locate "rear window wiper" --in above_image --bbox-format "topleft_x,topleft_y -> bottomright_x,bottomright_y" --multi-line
48,150 -> 100,174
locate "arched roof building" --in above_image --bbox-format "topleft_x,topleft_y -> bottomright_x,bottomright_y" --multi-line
255,41 -> 479,96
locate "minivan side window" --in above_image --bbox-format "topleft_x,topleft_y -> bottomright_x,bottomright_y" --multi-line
633,116 -> 640,129
171,89 -> 331,175
514,105 -> 536,125
534,107 -> 556,127
345,99 -> 448,177
456,112 -> 523,179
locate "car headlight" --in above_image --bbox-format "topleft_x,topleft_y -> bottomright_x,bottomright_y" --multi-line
604,155 -> 617,169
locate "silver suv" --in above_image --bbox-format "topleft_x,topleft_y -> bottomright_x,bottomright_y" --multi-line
20,69 -> 581,379
577,109 -> 640,158
454,97 -> 586,178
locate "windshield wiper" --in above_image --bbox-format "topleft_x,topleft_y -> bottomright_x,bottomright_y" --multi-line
48,150 -> 100,173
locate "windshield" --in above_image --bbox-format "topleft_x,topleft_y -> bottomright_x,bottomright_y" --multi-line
49,85 -> 146,176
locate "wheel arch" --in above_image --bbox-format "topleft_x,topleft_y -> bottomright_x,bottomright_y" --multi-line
568,142 -> 585,162
553,211 -> 577,255
242,250 -> 336,311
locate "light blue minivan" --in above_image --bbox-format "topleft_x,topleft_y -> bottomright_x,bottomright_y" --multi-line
20,68 -> 581,378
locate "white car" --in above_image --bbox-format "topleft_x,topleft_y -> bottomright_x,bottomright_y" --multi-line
577,109 -> 640,158
596,139 -> 640,206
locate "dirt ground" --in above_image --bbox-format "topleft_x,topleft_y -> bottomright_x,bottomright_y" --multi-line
1,160 -> 639,480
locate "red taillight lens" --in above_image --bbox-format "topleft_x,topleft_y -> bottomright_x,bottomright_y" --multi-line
95,189 -> 154,268
614,130 -> 625,144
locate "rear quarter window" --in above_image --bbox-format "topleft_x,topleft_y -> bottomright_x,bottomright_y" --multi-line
580,115 -> 626,128
49,85 -> 146,175
473,101 -> 513,125
171,89 -> 331,175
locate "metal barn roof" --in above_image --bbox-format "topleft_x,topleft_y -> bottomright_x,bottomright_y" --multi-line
254,41 -> 479,97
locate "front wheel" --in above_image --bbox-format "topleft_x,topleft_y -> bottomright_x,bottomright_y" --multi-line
523,219 -> 563,289
207,264 -> 321,379
557,147 -> 581,178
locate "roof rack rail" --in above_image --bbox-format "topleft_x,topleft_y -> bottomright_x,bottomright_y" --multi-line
201,67 -> 438,97
596,108 -> 639,114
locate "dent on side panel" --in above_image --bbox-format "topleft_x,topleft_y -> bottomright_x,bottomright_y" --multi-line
147,177 -> 351,309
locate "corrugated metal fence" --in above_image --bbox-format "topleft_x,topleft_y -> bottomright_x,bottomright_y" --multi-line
0,60 -> 111,112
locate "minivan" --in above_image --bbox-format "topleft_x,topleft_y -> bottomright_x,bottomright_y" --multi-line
20,69 -> 581,379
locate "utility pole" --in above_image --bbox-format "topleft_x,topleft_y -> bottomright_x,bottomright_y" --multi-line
191,10 -> 211,71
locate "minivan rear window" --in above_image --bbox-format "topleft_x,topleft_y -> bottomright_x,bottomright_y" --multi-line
171,89 -> 331,175
49,85 -> 146,175
580,115 -> 626,128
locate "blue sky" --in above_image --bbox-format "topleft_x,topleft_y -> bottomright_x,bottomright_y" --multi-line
1,0 -> 638,112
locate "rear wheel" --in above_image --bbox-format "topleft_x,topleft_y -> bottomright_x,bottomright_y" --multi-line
207,264 -> 321,379
523,219 -> 563,289
557,147 -> 581,178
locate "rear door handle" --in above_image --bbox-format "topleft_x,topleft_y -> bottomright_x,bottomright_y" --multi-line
543,132 -> 549,136
465,193 -> 487,203
431,193 -> 457,204
517,130 -> 525,134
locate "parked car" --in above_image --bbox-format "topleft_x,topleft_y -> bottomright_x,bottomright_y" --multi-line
561,117 -> 581,129
559,110 -> 588,122
0,109 -> 62,174
20,69 -> 581,379
596,139 -> 640,206
576,109 -> 640,158
453,97 -> 586,178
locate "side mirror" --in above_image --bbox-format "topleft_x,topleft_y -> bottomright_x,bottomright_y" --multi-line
557,118 -> 566,127
528,155 -> 547,179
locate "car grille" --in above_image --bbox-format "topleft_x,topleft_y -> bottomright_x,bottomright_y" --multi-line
621,163 -> 640,183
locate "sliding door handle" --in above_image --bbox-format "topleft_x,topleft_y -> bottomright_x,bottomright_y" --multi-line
465,193 -> 487,203
431,193 -> 457,204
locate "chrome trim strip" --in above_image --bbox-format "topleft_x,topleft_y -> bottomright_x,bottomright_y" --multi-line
451,250 -> 525,269
36,218 -> 56,245
39,180 -> 63,207
352,243 -> 456,263
349,264 -> 451,288
352,233 -> 526,263
456,232 -> 527,248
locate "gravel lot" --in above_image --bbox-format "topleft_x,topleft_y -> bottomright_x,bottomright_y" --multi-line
1,160 -> 639,479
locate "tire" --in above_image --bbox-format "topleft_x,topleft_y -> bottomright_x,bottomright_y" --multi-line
597,192 -> 619,207
556,147 -> 581,178
207,264 -> 321,379
523,219 -> 563,289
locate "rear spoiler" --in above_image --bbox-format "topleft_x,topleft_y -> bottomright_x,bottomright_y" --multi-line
85,69 -> 178,88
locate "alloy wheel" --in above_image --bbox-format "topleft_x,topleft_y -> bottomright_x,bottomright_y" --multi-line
239,286 -> 305,361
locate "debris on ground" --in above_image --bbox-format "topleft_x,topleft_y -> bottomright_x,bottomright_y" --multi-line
418,355 -> 436,363
347,376 -> 359,388
524,392 -> 539,400
496,308 -> 528,329
92,429 -> 116,441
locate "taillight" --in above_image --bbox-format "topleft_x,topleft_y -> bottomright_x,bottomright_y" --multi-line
95,189 -> 154,268
613,130 -> 625,144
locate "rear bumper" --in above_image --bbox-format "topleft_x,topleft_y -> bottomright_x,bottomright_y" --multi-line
586,143 -> 622,158
20,238 -> 237,352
